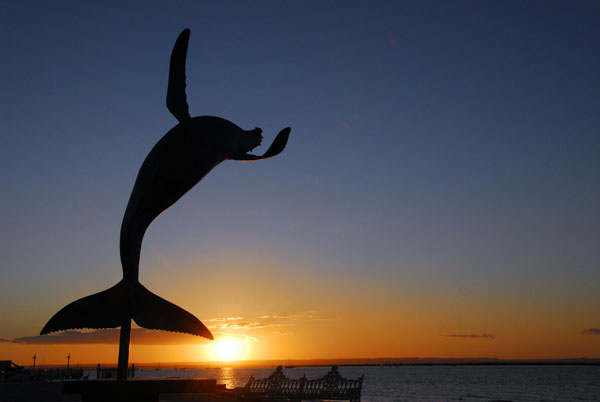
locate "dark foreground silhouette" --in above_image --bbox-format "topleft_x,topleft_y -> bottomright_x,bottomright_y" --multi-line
41,29 -> 291,380
239,366 -> 363,402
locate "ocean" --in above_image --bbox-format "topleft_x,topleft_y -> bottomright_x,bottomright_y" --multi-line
94,364 -> 600,402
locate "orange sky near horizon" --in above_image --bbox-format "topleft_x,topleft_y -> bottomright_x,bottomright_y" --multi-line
2,253 -> 599,366
3,314 -> 599,367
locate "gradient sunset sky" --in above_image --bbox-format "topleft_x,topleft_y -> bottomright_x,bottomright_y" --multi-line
1,1 -> 599,365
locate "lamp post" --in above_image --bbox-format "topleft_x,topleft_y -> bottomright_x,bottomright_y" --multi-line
67,353 -> 71,369
32,354 -> 37,371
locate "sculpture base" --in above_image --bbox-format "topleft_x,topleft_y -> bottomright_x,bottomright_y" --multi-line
62,378 -> 217,402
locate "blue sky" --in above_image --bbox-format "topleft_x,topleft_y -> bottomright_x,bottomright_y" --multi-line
1,1 -> 599,361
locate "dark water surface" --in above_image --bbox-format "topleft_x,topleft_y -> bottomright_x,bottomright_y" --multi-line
103,365 -> 600,402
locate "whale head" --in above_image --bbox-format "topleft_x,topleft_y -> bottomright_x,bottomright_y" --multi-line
241,127 -> 263,152
224,126 -> 263,159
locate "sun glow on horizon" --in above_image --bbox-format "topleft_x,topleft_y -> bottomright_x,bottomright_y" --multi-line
216,339 -> 240,361
209,338 -> 244,361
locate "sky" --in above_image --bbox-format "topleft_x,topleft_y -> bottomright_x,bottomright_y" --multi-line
1,1 -> 599,366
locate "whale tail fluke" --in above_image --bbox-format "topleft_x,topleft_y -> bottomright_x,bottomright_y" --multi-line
132,283 -> 213,339
41,281 -> 213,340
40,281 -> 128,335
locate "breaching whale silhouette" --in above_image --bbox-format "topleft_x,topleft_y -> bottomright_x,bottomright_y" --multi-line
41,28 -> 290,373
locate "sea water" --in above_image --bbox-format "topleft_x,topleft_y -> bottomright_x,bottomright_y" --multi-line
95,365 -> 600,401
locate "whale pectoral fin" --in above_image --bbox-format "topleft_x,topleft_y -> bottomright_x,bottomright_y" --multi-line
167,29 -> 192,123
41,281 -> 129,335
231,127 -> 291,161
132,283 -> 213,339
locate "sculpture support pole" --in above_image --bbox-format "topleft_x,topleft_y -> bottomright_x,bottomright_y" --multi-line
117,318 -> 131,380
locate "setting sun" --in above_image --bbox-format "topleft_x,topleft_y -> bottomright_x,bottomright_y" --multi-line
214,339 -> 241,361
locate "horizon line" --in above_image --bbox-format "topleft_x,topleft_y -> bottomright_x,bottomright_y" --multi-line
11,356 -> 600,368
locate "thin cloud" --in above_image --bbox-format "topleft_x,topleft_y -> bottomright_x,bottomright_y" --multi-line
217,322 -> 282,330
446,333 -> 496,340
11,329 -> 210,345
580,328 -> 600,336
0,338 -> 10,343
12,330 -> 119,345
259,315 -> 297,319
273,331 -> 289,336
259,313 -> 317,320
210,312 -> 322,331
220,322 -> 266,330
238,334 -> 258,343
204,317 -> 244,322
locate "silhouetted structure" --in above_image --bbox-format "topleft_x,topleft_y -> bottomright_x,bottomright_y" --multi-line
0,361 -> 85,382
238,366 -> 363,402
0,361 -> 24,381
41,28 -> 291,381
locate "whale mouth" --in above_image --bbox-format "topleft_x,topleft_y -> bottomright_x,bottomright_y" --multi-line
246,127 -> 263,151
229,127 -> 290,161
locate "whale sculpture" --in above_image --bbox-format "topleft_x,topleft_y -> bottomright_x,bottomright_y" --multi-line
41,29 -> 290,379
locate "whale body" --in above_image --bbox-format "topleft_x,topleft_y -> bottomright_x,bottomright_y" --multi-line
41,29 -> 290,344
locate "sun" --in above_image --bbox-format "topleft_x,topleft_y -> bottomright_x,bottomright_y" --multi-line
214,339 -> 241,361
